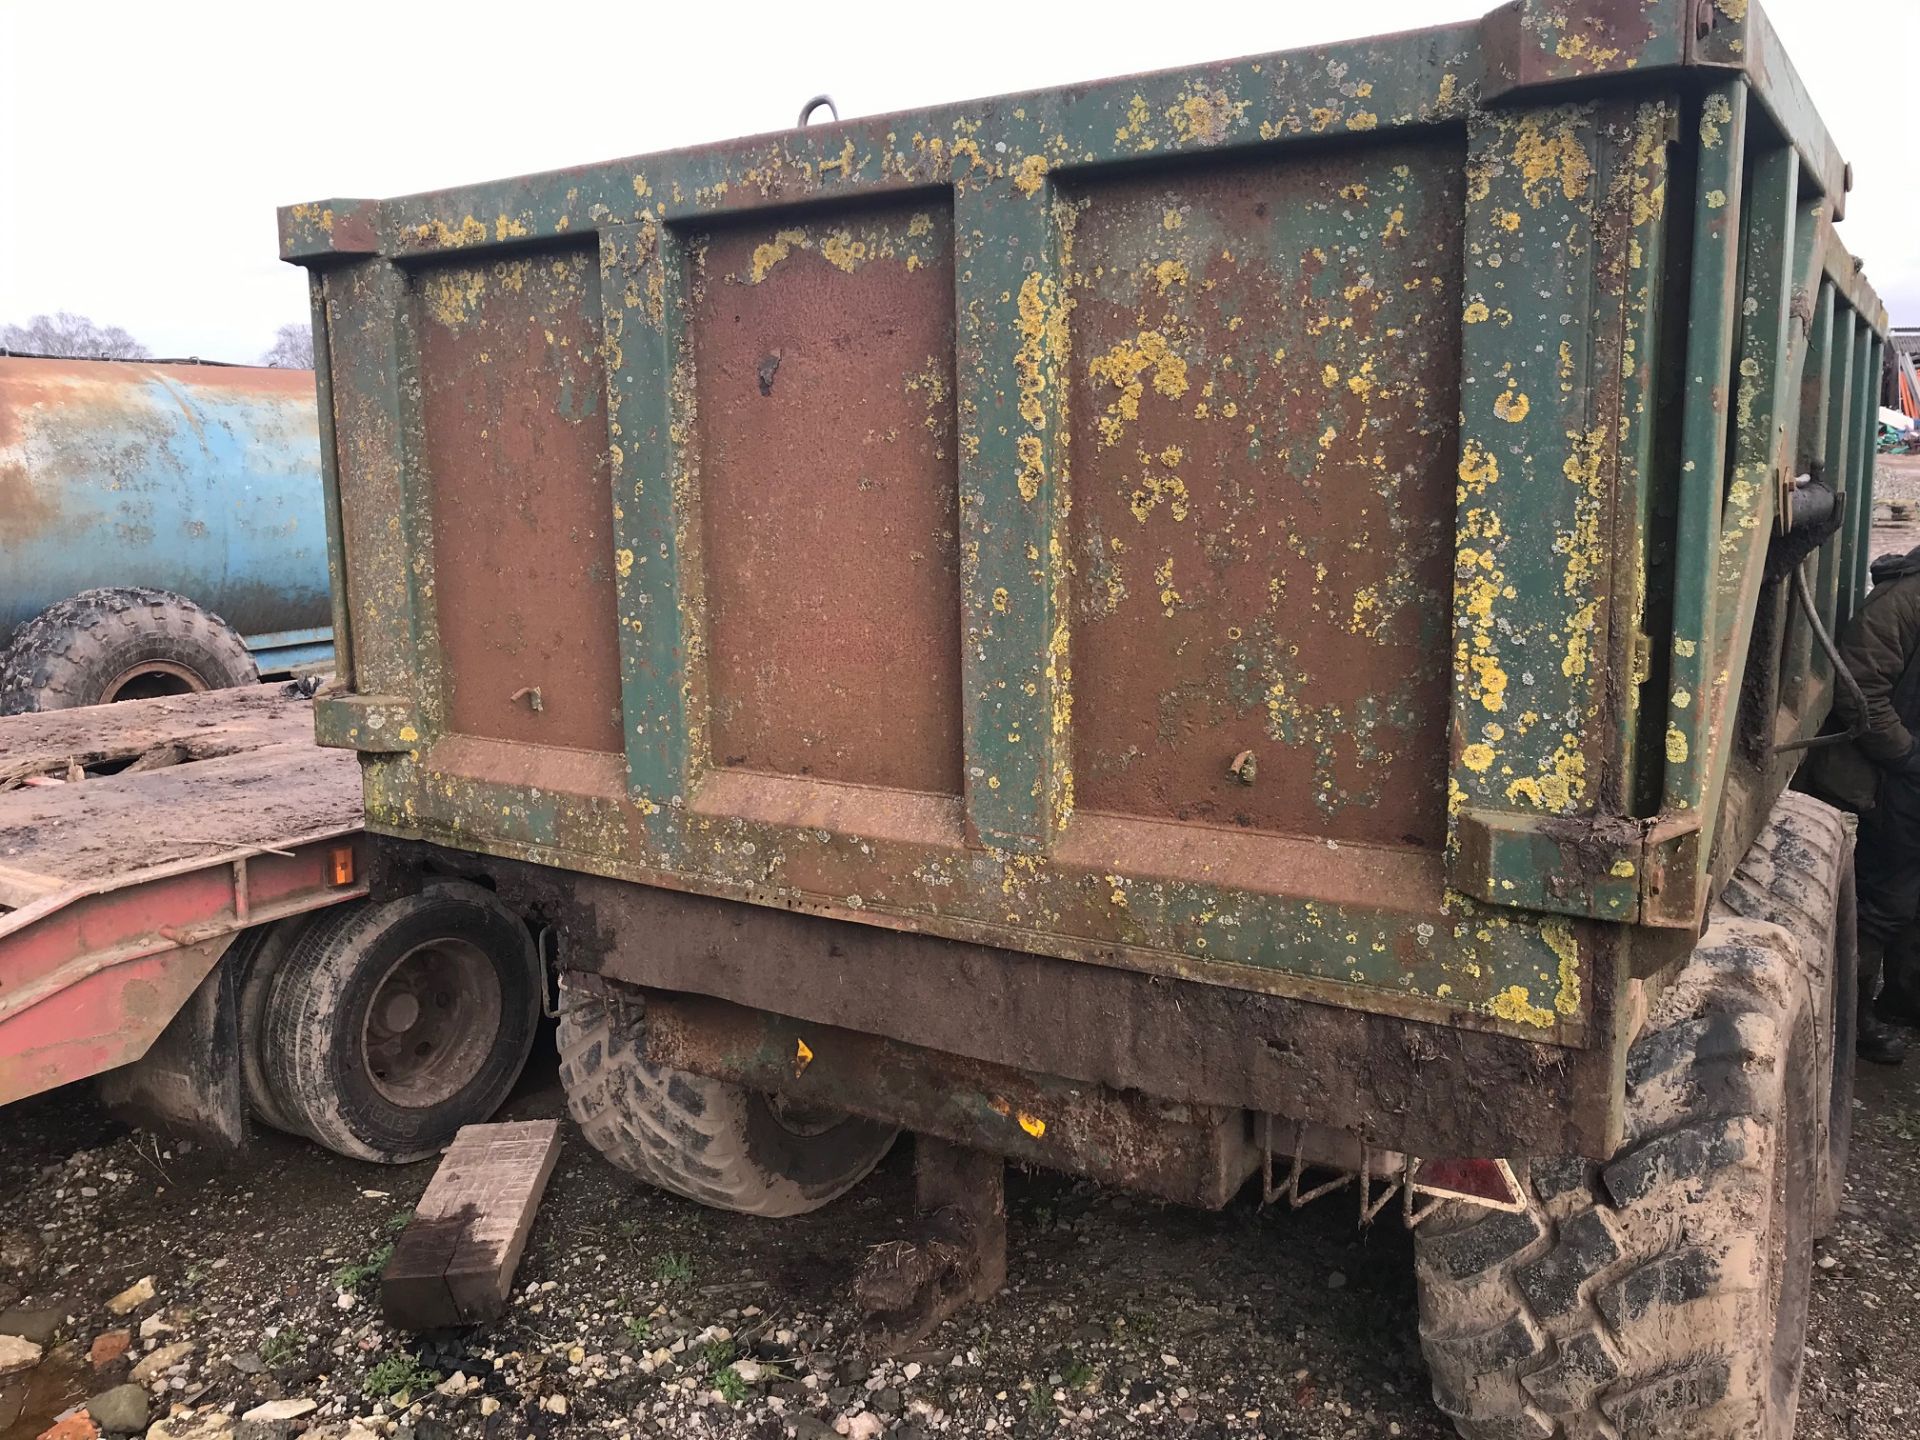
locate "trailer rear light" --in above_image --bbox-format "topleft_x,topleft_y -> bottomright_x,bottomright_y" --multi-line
330,845 -> 356,887
1411,1157 -> 1526,1212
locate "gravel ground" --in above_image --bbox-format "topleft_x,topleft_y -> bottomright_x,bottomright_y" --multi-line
6,458 -> 1920,1440
0,1044 -> 1455,1440
2,1027 -> 1919,1440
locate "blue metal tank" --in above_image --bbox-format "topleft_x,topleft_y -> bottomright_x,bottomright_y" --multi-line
0,355 -> 332,671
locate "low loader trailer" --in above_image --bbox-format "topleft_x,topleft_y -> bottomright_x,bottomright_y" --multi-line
284,1 -> 1890,1433
0,686 -> 543,1161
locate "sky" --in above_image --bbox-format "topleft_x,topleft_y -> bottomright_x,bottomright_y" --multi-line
2,0 -> 1915,364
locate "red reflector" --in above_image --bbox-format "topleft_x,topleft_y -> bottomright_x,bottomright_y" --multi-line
1412,1157 -> 1524,1209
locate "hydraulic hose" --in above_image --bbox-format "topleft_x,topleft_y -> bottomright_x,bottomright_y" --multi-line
1773,565 -> 1871,755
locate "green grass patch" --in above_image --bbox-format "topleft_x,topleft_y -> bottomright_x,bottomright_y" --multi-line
361,1351 -> 439,1400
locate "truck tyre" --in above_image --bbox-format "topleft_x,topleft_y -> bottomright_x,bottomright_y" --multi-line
257,884 -> 541,1163
0,587 -> 258,713
1415,910 -> 1823,1440
557,977 -> 898,1217
232,916 -> 315,1138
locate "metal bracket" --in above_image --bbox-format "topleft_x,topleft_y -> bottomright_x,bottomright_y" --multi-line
1257,1118 -> 1528,1228
1453,806 -> 1704,927
1258,1117 -> 1403,1226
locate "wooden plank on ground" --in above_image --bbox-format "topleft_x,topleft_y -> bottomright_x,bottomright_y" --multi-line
382,1120 -> 562,1330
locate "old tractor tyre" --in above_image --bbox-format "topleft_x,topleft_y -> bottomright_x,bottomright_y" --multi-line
556,978 -> 898,1218
1414,913 -> 1823,1440
1716,788 -> 1853,1234
257,884 -> 541,1163
0,587 -> 258,713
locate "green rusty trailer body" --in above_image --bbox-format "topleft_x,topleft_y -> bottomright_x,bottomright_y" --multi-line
286,0 -> 1888,1167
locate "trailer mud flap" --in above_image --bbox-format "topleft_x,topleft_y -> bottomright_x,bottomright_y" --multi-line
96,948 -> 247,1147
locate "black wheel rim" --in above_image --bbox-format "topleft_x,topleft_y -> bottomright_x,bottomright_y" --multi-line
360,937 -> 504,1108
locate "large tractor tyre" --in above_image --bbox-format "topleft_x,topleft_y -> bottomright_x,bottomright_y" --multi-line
557,977 -> 898,1218
1716,789 -> 1854,1234
0,587 -> 258,713
257,884 -> 541,1163
1415,913 -> 1824,1440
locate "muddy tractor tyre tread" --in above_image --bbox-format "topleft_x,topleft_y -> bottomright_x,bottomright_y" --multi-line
1715,788 -> 1853,1231
557,979 -> 897,1218
0,587 -> 257,713
258,884 -> 540,1163
1416,795 -> 1840,1440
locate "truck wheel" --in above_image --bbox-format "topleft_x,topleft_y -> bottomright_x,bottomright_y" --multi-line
232,916 -> 315,1138
1415,912 -> 1822,1440
257,884 -> 541,1163
557,978 -> 897,1217
0,587 -> 258,713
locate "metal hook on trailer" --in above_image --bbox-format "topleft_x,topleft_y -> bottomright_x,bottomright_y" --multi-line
797,95 -> 838,128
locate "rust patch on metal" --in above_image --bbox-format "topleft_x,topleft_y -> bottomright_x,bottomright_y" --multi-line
414,244 -> 625,754
1065,140 -> 1464,847
691,202 -> 963,794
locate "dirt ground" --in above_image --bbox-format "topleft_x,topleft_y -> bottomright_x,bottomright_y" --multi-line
1,1021 -> 1918,1440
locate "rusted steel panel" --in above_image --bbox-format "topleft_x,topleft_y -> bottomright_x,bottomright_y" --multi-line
1066,141 -> 1460,848
0,357 -> 329,653
292,0 -> 1889,1155
692,204 -> 963,793
413,244 -> 624,754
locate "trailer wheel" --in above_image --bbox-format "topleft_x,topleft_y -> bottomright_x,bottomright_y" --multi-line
257,884 -> 540,1163
1716,789 -> 1854,1234
1415,915 -> 1824,1440
232,915 -> 316,1137
556,978 -> 897,1217
0,587 -> 258,713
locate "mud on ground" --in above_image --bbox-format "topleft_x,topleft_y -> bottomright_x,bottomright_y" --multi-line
1,1028 -> 1917,1440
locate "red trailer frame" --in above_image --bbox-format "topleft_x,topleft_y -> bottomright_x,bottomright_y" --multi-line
0,687 -> 363,1107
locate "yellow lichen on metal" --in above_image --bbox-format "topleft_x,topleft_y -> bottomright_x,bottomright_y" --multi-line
1086,333 -> 1189,447
1488,983 -> 1554,1029
1167,86 -> 1247,146
420,268 -> 488,327
1700,92 -> 1734,149
412,214 -> 488,249
1541,920 -> 1581,1016
1509,110 -> 1594,210
1665,723 -> 1689,763
1493,389 -> 1531,423
1504,736 -> 1587,811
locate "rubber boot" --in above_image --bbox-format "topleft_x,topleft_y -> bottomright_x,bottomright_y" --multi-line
1861,1015 -> 1909,1066
1860,934 -> 1909,1065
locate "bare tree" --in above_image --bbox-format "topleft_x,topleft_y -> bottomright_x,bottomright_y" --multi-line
260,322 -> 314,370
0,312 -> 151,360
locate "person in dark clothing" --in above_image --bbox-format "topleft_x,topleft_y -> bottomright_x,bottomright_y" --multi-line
1804,546 -> 1920,1065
